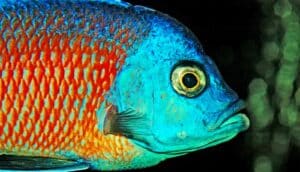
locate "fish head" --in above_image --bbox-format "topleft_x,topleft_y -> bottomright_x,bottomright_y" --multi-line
104,7 -> 250,156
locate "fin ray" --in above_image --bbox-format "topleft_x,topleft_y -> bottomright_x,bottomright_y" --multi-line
0,155 -> 89,171
0,0 -> 129,8
104,106 -> 152,142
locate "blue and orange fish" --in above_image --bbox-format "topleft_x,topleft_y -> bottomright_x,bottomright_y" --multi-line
0,0 -> 250,171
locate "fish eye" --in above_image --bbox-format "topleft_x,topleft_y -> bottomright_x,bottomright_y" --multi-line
171,62 -> 206,98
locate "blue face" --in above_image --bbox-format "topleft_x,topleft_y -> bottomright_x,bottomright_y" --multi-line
104,8 -> 250,156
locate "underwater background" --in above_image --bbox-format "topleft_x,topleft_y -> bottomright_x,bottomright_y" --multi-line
120,0 -> 298,172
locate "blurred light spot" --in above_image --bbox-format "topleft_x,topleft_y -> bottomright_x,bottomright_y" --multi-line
260,19 -> 280,37
251,132 -> 271,148
255,60 -> 275,80
282,11 -> 300,31
275,61 -> 298,106
271,129 -> 290,155
247,78 -> 274,130
262,41 -> 279,61
274,0 -> 292,18
295,88 -> 300,107
254,155 -> 272,172
291,126 -> 300,147
282,39 -> 300,62
249,78 -> 267,93
278,103 -> 298,127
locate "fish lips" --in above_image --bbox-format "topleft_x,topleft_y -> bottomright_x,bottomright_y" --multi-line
197,100 -> 250,150
216,99 -> 250,132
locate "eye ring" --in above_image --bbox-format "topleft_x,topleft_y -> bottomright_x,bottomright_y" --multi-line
171,63 -> 206,97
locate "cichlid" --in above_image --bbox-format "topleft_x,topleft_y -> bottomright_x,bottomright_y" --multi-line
0,0 -> 250,171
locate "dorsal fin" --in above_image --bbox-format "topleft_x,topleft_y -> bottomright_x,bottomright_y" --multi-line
88,0 -> 130,7
0,0 -> 130,8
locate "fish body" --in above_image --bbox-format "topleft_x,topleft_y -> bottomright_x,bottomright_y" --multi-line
0,0 -> 250,170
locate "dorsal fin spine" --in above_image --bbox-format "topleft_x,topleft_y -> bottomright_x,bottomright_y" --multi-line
0,0 -> 130,8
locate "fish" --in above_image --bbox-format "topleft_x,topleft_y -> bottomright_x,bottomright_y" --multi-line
0,0 -> 250,171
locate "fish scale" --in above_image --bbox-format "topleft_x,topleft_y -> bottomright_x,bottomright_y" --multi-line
0,0 -> 251,171
0,0 -> 147,164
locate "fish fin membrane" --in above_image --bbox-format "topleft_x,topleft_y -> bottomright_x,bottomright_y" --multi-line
83,0 -> 130,7
104,109 -> 152,142
0,155 -> 89,171
0,0 -> 130,8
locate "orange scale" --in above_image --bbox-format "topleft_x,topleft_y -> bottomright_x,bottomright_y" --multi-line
7,109 -> 17,129
5,123 -> 14,141
0,80 -> 5,100
0,112 -> 7,136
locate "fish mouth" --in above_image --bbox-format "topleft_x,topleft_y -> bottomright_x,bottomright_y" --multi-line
219,113 -> 250,131
144,100 -> 250,156
148,100 -> 250,156
218,99 -> 250,131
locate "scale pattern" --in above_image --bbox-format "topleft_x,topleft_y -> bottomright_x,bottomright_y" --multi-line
0,1 -> 148,163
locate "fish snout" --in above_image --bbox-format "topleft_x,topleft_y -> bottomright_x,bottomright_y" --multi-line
202,99 -> 246,131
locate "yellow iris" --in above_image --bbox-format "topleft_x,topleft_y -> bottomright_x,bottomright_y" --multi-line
171,64 -> 206,97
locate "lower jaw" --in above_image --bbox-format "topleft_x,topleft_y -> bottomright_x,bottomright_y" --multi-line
220,113 -> 250,131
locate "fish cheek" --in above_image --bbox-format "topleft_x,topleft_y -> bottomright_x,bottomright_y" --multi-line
152,92 -> 191,144
164,97 -> 187,123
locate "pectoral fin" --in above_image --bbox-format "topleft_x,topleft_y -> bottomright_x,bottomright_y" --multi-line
103,104 -> 151,142
0,155 -> 89,171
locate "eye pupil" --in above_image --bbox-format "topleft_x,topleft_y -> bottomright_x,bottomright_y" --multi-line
182,73 -> 198,88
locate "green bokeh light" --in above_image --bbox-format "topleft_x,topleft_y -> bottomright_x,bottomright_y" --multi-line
278,103 -> 298,127
247,0 -> 300,171
271,130 -> 290,155
248,79 -> 274,130
295,88 -> 300,106
254,156 -> 273,172
274,0 -> 292,18
262,42 -> 280,62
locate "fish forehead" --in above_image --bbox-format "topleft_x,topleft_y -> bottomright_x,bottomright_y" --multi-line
0,0 -> 150,167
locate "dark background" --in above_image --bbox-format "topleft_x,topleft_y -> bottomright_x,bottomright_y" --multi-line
126,0 -> 260,172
